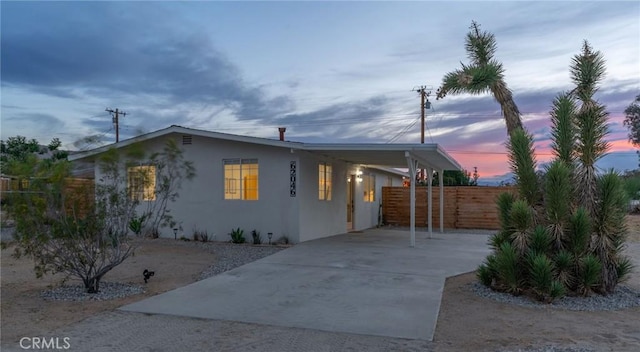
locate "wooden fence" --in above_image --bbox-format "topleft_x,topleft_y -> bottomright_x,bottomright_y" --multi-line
381,186 -> 516,230
1,177 -> 95,218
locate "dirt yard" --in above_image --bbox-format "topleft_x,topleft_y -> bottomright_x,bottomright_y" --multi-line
1,216 -> 639,351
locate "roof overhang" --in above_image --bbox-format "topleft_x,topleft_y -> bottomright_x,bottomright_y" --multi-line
298,143 -> 461,171
69,125 -> 461,171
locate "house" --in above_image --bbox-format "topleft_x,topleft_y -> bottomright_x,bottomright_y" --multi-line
69,125 -> 461,244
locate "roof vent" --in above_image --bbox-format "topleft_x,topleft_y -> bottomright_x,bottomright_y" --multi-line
182,135 -> 193,145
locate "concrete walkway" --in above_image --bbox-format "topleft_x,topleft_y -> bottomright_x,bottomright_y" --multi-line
120,229 -> 490,341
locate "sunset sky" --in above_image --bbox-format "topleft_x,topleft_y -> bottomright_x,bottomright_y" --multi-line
1,1 -> 638,182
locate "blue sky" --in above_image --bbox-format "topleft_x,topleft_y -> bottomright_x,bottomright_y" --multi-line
1,1 -> 639,179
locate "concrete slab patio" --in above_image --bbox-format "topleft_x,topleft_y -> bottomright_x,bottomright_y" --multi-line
120,229 -> 490,341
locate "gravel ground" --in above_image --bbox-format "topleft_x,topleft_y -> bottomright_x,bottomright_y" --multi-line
471,282 -> 640,311
42,282 -> 145,301
194,242 -> 285,279
499,346 -> 596,352
39,241 -> 285,301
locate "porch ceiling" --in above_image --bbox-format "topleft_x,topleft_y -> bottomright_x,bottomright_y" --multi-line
300,143 -> 461,171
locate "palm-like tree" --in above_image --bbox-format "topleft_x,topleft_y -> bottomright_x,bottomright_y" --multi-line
437,21 -> 523,136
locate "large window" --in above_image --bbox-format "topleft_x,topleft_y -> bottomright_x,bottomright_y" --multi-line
128,166 -> 156,201
224,159 -> 259,200
363,174 -> 375,202
318,163 -> 332,201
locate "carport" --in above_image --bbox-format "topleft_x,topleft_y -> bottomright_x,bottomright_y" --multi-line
300,143 -> 462,246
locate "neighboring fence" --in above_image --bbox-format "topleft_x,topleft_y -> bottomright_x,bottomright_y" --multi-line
381,186 -> 516,230
1,177 -> 95,218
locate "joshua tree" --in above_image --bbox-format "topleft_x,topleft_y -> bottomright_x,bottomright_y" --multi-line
477,42 -> 633,302
437,21 -> 523,136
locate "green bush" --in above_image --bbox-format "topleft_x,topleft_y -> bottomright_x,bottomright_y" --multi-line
528,253 -> 554,298
554,250 -> 574,288
549,280 -> 566,301
229,228 -> 245,244
577,254 -> 602,296
495,242 -> 521,294
529,226 -> 552,256
616,257 -> 634,284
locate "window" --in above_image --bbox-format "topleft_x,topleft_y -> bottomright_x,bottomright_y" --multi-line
363,174 -> 375,202
128,166 -> 156,201
224,159 -> 259,200
318,163 -> 332,201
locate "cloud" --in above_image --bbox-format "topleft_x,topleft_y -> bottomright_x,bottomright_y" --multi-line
1,2 -> 292,129
2,113 -> 65,140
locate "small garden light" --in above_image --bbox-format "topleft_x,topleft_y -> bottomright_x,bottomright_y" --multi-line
173,228 -> 178,240
268,232 -> 273,244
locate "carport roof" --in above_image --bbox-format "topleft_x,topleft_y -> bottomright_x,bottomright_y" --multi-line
69,125 -> 461,171
300,144 -> 460,170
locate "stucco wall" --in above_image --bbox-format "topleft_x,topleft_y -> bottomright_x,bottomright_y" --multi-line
91,133 -> 406,243
349,167 -> 404,231
96,133 -> 301,242
296,151 -> 348,242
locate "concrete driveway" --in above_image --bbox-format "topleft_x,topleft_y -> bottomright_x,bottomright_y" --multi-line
120,229 -> 490,341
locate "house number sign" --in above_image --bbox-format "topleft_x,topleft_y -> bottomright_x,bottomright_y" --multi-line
290,161 -> 297,197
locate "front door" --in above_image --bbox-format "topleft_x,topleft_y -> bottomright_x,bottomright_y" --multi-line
347,175 -> 355,230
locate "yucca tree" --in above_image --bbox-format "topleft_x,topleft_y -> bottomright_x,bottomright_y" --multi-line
477,41 -> 633,301
437,21 -> 523,136
571,42 -> 610,218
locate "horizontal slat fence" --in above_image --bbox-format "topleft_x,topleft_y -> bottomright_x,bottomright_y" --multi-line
382,186 -> 516,230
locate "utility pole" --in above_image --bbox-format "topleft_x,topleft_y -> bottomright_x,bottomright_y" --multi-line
412,86 -> 432,180
106,108 -> 127,143
412,86 -> 432,144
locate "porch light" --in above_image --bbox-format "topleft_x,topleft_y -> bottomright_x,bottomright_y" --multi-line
356,170 -> 363,182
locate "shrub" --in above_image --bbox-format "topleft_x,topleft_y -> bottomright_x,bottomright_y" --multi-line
549,280 -> 566,301
554,250 -> 574,288
192,228 -> 209,242
488,231 -> 510,251
529,226 -> 552,256
509,200 -> 534,254
577,254 -> 602,296
229,228 -> 245,244
495,242 -> 521,294
615,257 -> 634,284
251,229 -> 262,245
477,263 -> 494,287
528,253 -> 554,299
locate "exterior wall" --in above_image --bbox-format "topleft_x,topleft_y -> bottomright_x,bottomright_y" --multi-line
90,133 -> 406,243
348,166 -> 405,231
96,133 -> 301,242
297,151 -> 348,242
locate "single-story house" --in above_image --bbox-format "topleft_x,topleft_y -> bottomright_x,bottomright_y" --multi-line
69,125 -> 461,245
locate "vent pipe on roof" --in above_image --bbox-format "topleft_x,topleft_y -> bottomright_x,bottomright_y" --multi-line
278,127 -> 286,141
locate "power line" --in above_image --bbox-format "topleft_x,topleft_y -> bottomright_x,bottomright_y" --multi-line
106,108 -> 127,143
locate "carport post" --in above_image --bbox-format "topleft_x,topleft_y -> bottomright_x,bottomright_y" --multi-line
439,169 -> 444,233
405,152 -> 417,247
427,166 -> 433,239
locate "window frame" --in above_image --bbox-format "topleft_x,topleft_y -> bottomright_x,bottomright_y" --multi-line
223,158 -> 259,201
363,174 -> 375,203
127,165 -> 157,201
318,162 -> 332,201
